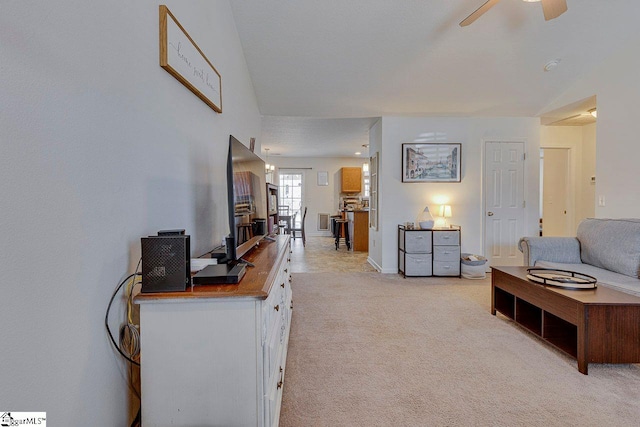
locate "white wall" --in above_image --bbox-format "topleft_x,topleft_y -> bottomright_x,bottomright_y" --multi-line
540,36 -> 640,218
375,117 -> 540,273
0,1 -> 260,425
269,156 -> 367,236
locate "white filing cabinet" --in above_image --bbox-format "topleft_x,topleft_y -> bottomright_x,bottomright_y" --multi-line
135,235 -> 292,427
398,225 -> 461,277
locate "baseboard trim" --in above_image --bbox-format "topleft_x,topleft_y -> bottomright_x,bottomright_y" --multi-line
367,257 -> 386,273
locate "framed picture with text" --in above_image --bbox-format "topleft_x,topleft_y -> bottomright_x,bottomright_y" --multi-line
159,5 -> 222,113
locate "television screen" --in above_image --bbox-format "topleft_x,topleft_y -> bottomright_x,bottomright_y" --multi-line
226,135 -> 267,261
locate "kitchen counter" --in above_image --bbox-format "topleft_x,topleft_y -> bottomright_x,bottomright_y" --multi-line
345,210 -> 369,252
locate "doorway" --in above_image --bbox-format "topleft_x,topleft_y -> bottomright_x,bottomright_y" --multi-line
279,172 -> 304,229
540,148 -> 572,236
483,141 -> 525,267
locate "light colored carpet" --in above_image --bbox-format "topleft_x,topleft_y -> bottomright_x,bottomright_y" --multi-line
280,272 -> 640,426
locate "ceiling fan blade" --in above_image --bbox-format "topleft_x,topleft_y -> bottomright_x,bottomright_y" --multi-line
459,0 -> 502,27
541,0 -> 568,21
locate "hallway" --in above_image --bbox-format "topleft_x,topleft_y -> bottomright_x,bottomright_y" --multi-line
289,236 -> 377,273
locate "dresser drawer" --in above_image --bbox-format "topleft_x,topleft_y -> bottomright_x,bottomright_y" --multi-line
401,253 -> 433,276
263,276 -> 285,344
433,230 -> 459,246
433,260 -> 460,276
263,309 -> 284,396
402,231 -> 432,253
433,245 -> 461,262
264,363 -> 284,427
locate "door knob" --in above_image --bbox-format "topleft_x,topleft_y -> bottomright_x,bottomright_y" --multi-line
487,212 -> 494,216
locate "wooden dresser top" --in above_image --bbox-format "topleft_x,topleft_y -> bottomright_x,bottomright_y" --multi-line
134,235 -> 290,303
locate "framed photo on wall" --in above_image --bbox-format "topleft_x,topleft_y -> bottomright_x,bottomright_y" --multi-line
402,143 -> 461,183
317,171 -> 329,186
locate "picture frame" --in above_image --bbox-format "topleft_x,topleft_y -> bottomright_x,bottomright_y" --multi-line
402,143 -> 461,183
317,171 -> 329,186
159,5 -> 222,113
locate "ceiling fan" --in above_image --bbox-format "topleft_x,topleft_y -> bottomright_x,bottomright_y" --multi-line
460,0 -> 567,27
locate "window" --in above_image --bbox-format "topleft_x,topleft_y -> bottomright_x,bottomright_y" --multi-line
279,172 -> 304,228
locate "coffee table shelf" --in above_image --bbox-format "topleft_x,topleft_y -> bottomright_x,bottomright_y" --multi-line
492,266 -> 640,374
495,285 -> 577,357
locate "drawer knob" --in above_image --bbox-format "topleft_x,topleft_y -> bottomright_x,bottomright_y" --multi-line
274,304 -> 280,312
284,268 -> 288,273
281,283 -> 285,288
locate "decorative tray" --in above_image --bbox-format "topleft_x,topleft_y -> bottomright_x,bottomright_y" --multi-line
526,268 -> 597,290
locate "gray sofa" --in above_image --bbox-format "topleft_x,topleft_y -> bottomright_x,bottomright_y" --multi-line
519,218 -> 640,296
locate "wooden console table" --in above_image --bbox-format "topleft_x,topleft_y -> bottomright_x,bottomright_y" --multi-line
492,266 -> 640,374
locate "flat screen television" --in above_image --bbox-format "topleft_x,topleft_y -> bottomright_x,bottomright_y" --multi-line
226,135 -> 267,262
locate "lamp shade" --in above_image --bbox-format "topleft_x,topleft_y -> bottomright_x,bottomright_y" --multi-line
416,206 -> 434,229
439,205 -> 452,218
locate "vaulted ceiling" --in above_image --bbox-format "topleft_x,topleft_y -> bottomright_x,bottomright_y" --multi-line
230,1 -> 640,157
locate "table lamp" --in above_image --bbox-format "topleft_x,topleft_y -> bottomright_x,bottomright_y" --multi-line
438,205 -> 452,228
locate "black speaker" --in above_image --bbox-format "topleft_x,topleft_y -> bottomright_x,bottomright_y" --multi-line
141,235 -> 191,293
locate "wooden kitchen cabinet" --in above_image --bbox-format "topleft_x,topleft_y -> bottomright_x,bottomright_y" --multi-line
341,167 -> 362,193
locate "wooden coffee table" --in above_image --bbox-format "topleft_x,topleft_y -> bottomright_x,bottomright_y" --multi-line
491,266 -> 640,374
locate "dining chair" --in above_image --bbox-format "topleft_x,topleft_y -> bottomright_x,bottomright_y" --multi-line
290,207 -> 307,246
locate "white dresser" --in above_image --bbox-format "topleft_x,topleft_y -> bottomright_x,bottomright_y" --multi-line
398,225 -> 461,277
135,235 -> 292,427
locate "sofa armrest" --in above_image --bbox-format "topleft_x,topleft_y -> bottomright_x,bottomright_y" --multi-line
518,237 -> 582,266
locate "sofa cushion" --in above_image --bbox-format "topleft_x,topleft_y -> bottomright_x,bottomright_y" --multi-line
536,261 -> 640,297
577,218 -> 640,278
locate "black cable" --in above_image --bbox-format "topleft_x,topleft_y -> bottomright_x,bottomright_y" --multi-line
105,264 -> 142,366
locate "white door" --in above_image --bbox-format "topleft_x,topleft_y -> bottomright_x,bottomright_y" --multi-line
541,148 -> 571,236
484,142 -> 525,267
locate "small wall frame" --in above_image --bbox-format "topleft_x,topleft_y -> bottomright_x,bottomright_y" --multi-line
317,171 -> 329,186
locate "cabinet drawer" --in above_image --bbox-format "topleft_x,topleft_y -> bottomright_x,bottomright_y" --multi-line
264,364 -> 284,427
433,230 -> 459,246
263,281 -> 285,344
402,253 -> 433,276
403,231 -> 432,253
263,311 -> 284,392
433,260 -> 460,276
433,245 -> 460,262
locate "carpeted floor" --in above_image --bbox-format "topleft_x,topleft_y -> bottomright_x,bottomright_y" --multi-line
280,272 -> 640,426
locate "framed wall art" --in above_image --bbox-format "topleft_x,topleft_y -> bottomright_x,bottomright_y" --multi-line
317,171 -> 329,186
402,143 -> 461,183
159,5 -> 222,113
